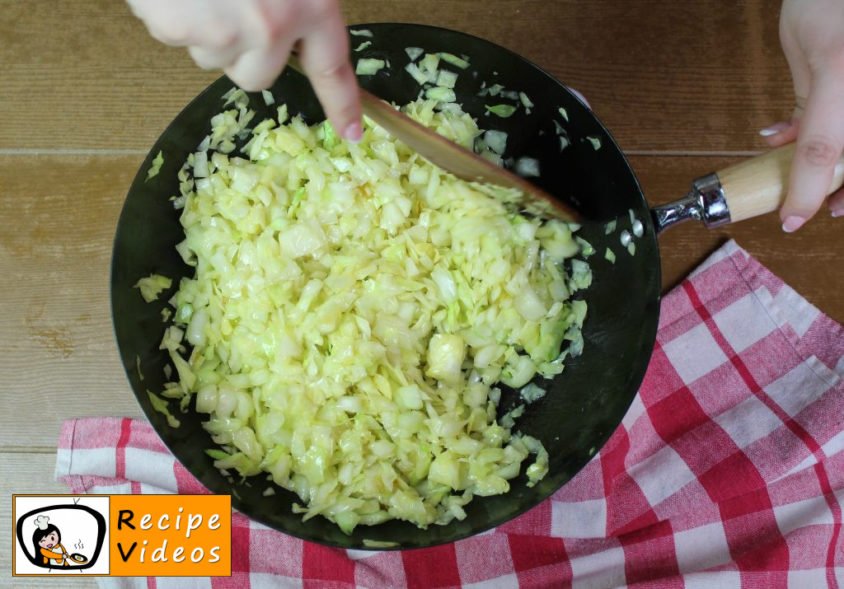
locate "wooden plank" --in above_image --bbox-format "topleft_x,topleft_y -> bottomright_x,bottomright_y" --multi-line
1,154 -> 841,450
0,452 -> 97,588
1,0 -> 792,152
0,156 -> 145,450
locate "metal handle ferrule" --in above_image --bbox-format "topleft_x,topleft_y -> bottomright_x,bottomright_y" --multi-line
651,173 -> 731,233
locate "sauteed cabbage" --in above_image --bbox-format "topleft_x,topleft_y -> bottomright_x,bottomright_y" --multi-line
154,90 -> 591,533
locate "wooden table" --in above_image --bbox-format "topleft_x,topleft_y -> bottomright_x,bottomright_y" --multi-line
2,1 -> 842,585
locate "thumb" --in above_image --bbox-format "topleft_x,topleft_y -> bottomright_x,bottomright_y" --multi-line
781,72 -> 844,232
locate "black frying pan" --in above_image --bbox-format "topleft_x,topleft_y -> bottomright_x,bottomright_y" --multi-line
111,23 -> 829,549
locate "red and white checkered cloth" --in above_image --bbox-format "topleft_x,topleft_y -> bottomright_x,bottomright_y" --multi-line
56,239 -> 844,588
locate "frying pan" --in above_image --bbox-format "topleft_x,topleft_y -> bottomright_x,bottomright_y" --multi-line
111,23 -> 841,549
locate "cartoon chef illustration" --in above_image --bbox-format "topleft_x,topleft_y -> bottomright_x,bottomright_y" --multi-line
32,515 -> 70,567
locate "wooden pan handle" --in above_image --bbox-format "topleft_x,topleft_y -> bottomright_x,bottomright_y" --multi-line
654,144 -> 844,232
717,143 -> 844,223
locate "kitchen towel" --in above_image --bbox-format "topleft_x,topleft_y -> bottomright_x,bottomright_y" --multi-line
55,239 -> 844,588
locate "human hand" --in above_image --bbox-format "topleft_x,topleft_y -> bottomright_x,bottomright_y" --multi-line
759,0 -> 844,231
126,0 -> 362,141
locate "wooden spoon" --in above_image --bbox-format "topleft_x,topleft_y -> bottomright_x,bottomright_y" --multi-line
285,56 -> 581,223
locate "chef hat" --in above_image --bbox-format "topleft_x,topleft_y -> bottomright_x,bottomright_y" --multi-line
34,515 -> 50,530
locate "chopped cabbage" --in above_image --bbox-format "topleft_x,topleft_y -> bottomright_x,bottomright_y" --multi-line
356,58 -> 386,76
520,383 -> 546,404
559,136 -> 570,152
405,47 -> 424,61
425,87 -> 456,103
160,91 -> 590,533
485,104 -> 518,118
437,52 -> 470,69
479,83 -> 505,97
632,219 -> 644,238
405,62 -> 430,86
420,53 -> 440,77
148,391 -> 181,428
576,237 -> 595,258
519,92 -> 534,111
514,157 -> 540,178
146,150 -> 164,181
134,273 -> 172,302
436,70 -> 459,89
483,130 -> 508,156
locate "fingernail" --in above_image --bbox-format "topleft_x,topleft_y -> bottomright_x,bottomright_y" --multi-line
759,122 -> 790,137
782,215 -> 806,232
343,121 -> 362,143
832,208 -> 844,218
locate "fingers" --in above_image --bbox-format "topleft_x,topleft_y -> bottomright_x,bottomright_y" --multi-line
201,1 -> 297,89
189,45 -> 242,70
298,6 -> 362,141
761,6 -> 806,156
127,0 -> 211,47
781,70 -> 844,231
759,120 -> 800,147
779,6 -> 811,104
829,188 -> 844,217
128,0 -> 361,141
224,39 -> 295,91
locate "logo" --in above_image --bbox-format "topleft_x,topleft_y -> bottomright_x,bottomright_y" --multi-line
13,494 -> 231,578
13,496 -> 109,576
